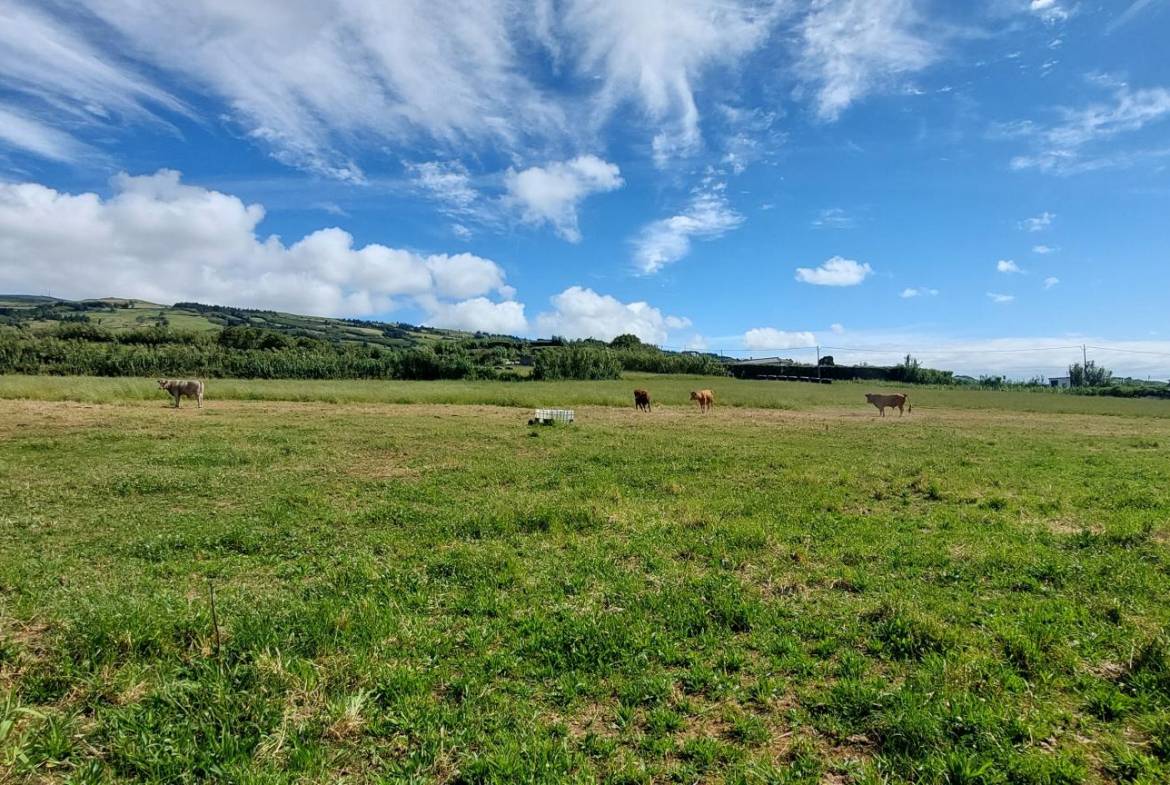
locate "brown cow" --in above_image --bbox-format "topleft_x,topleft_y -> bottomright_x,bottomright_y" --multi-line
158,379 -> 204,408
690,389 -> 715,413
633,388 -> 652,412
865,392 -> 910,417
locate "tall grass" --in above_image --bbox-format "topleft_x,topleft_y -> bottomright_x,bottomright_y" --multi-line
1,372 -> 1169,416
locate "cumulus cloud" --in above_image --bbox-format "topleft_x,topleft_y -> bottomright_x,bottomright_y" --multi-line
987,292 -> 1015,304
0,170 -> 517,324
797,0 -> 936,121
422,297 -> 527,334
1020,212 -> 1055,231
795,256 -> 873,286
1044,276 -> 1060,289
901,287 -> 938,298
830,322 -> 846,335
743,327 -> 817,350
535,286 -> 690,344
504,155 -> 624,242
997,259 -> 1023,274
633,182 -> 743,274
1032,244 -> 1057,254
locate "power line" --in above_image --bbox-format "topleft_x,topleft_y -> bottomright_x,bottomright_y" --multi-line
1087,345 -> 1170,358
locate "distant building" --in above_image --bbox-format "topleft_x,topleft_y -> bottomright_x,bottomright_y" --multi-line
1049,376 -> 1071,388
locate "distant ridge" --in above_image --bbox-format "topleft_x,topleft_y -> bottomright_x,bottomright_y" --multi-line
0,294 -> 498,350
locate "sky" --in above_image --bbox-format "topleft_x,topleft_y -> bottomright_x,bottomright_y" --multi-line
1,0 -> 1168,377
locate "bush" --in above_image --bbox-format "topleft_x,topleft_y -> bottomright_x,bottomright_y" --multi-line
532,347 -> 622,380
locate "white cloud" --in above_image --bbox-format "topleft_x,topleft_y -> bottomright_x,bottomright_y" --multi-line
1008,83 -> 1170,174
901,287 -> 938,298
743,327 -> 817,350
409,161 -> 479,211
797,0 -> 936,121
422,297 -> 527,334
425,254 -> 509,300
1020,211 -> 1055,231
1028,0 -> 1069,23
987,292 -> 1015,304
633,182 -> 743,274
55,1 -> 565,179
683,334 -> 709,351
563,0 -> 779,166
0,2 -> 186,162
997,259 -> 1023,274
0,170 -> 516,320
795,256 -> 873,286
789,330 -> 1170,379
811,207 -> 855,229
830,322 -> 846,335
535,286 -> 689,344
0,104 -> 90,162
1032,244 -> 1057,254
1044,276 -> 1060,289
504,155 -> 623,242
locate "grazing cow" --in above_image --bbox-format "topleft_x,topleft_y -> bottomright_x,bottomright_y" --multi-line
690,389 -> 715,413
865,392 -> 910,417
158,379 -> 204,408
633,388 -> 652,412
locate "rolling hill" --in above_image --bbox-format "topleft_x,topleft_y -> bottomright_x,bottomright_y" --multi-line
0,294 -> 498,349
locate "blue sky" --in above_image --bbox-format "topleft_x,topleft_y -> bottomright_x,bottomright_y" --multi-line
1,0 -> 1168,376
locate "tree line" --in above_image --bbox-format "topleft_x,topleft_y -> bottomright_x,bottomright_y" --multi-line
0,325 -> 726,381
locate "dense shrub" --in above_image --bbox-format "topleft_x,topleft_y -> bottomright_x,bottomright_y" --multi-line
532,347 -> 622,380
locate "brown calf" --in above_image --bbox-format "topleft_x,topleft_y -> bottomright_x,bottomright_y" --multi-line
633,388 -> 652,412
690,389 -> 715,413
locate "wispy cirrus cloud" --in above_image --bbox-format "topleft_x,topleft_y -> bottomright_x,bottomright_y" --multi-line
811,207 -> 855,229
987,292 -> 1015,304
632,182 -> 743,274
563,0 -> 781,166
901,287 -> 938,298
1020,211 -> 1055,231
1007,82 -> 1170,174
796,0 -> 936,121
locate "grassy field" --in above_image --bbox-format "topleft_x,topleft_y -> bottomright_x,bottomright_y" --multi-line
1,374 -> 1169,418
1,377 -> 1169,783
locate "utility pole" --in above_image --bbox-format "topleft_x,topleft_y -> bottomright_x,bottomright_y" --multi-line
1082,344 -> 1088,368
816,345 -> 821,382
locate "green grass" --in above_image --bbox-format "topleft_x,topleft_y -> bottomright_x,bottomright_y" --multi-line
1,378 -> 1169,783
2,373 -> 1169,417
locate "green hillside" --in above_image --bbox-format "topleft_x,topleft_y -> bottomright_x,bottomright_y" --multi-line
0,295 -> 486,349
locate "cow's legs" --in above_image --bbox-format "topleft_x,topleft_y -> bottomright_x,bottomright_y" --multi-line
173,392 -> 180,408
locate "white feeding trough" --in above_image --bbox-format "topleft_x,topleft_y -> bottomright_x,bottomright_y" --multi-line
529,408 -> 575,425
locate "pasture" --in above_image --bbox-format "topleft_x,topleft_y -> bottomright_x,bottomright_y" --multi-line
1,376 -> 1169,784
